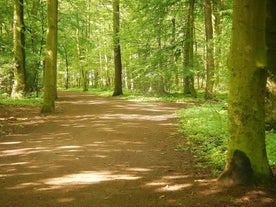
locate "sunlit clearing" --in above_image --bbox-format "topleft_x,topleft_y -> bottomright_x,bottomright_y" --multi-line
100,113 -> 175,121
162,175 -> 190,180
157,183 -> 193,192
126,168 -> 152,172
0,162 -> 28,167
94,154 -> 107,158
6,182 -> 41,190
194,179 -> 216,186
58,197 -> 75,203
42,171 -> 141,186
56,145 -> 82,150
0,147 -> 49,157
0,141 -> 22,145
146,181 -> 169,187
0,148 -> 33,157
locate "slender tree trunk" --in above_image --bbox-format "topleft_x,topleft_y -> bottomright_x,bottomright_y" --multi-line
218,0 -> 274,186
35,1 -> 46,97
112,0 -> 123,96
265,0 -> 276,131
41,0 -> 58,113
104,53 -> 110,87
63,46 -> 69,90
171,18 -> 180,90
213,0 -> 223,87
76,20 -> 88,92
183,0 -> 196,98
11,0 -> 26,98
204,0 -> 215,99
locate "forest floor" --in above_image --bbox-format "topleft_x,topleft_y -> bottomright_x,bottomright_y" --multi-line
0,91 -> 275,207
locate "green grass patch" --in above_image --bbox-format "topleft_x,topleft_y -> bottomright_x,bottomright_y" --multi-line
66,87 -> 113,97
177,101 -> 276,175
0,97 -> 42,106
266,130 -> 276,169
67,87 -> 206,103
177,101 -> 228,174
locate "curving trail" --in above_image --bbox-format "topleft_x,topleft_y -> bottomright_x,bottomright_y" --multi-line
0,91 -> 275,207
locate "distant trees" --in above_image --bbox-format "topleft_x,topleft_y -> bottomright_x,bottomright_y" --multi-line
0,0 -> 232,99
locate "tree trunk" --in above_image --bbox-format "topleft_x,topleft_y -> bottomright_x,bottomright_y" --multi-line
41,0 -> 58,113
112,0 -> 123,96
76,19 -> 88,92
265,0 -> 276,131
213,0 -> 223,87
171,18 -> 180,90
218,0 -> 274,186
11,0 -> 26,98
64,46 -> 69,90
183,0 -> 196,98
204,0 -> 215,99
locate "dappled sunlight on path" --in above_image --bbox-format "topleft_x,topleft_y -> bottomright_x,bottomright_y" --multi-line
0,91 -> 275,207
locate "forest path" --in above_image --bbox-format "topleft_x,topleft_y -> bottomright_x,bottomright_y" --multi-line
0,91 -> 275,207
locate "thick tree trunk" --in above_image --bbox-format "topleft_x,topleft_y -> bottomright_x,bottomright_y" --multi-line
265,0 -> 276,131
112,0 -> 123,96
218,0 -> 274,186
183,0 -> 196,98
41,0 -> 58,113
204,0 -> 215,99
11,0 -> 26,98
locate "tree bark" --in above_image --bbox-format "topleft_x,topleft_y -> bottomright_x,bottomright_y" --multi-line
213,0 -> 223,87
41,0 -> 58,113
76,28 -> 88,92
112,0 -> 123,96
204,0 -> 215,99
11,0 -> 26,98
183,0 -> 196,98
218,0 -> 274,186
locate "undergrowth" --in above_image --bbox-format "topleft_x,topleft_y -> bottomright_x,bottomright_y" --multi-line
0,97 -> 42,106
177,101 -> 276,175
80,88 -> 206,103
177,101 -> 228,175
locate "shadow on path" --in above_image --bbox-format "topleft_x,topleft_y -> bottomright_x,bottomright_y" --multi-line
0,91 -> 275,207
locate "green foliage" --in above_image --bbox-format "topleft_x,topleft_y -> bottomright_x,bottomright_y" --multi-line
0,0 -> 232,95
177,101 -> 228,174
0,97 -> 42,106
266,130 -> 276,170
177,99 -> 276,175
67,88 -> 113,97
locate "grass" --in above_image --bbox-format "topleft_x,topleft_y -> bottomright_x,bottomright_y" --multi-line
67,87 -> 113,97
0,97 -> 42,106
177,101 -> 228,174
69,87 -> 207,103
177,100 -> 276,175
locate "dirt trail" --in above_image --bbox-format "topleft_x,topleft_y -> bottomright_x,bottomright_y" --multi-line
0,91 -> 275,207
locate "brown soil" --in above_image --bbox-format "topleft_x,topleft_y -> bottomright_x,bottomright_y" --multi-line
0,91 -> 275,207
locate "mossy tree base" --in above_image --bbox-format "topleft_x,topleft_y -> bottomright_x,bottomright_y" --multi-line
218,150 -> 258,186
219,0 -> 275,187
